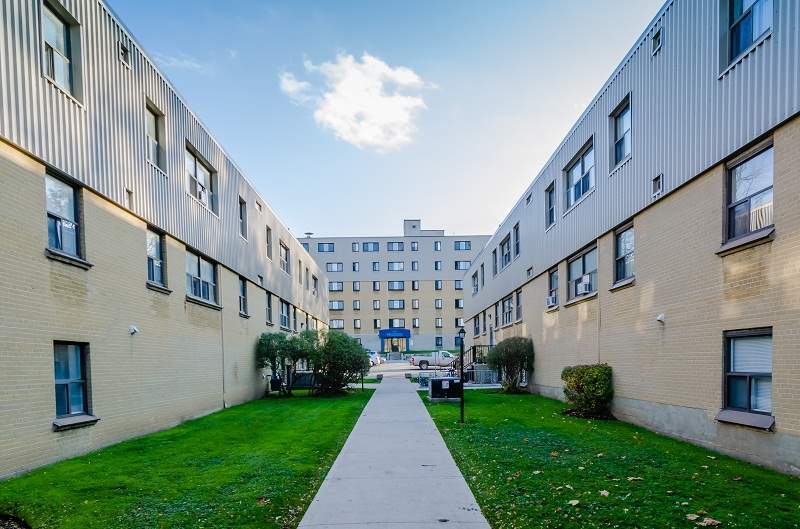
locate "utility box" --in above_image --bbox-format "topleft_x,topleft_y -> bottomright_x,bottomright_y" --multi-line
429,377 -> 463,401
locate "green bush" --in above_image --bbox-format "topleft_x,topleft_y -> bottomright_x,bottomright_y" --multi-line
486,337 -> 534,393
560,363 -> 614,418
315,331 -> 370,394
256,330 -> 319,395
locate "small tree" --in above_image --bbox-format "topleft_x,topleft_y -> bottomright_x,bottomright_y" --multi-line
256,332 -> 287,374
561,363 -> 614,418
315,331 -> 370,394
256,331 -> 320,396
487,336 -> 534,393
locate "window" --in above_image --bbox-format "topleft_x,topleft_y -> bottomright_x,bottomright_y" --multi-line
353,319 -> 361,330
455,260 -> 470,270
434,241 -> 442,251
266,293 -> 273,324
352,242 -> 359,252
186,251 -> 217,304
353,300 -> 361,310
526,192 -> 532,205
473,318 -> 480,336
411,261 -> 419,271
42,3 -> 75,94
327,262 -> 343,272
435,298 -> 443,309
302,242 -> 309,251
413,318 -> 420,329
352,281 -> 361,292
293,306 -> 298,330
725,330 -> 772,414
280,301 -> 290,328
388,281 -> 405,291
329,281 -> 344,292
454,241 -> 471,251
312,275 -> 319,295
434,280 -> 442,290
728,0 -> 772,62
435,337 -> 443,348
480,264 -> 485,286
501,296 -> 514,326
567,246 -> 597,300
515,290 -> 522,321
257,275 -> 263,287
266,227 -> 273,259
389,318 -> 405,328
298,260 -> 302,285
330,319 -> 344,329
280,242 -> 290,275
500,236 -> 512,269
329,300 -> 344,311
454,280 -> 463,290
318,243 -> 334,252
388,261 -> 404,271
652,174 -> 663,198
363,242 -> 379,252
412,299 -> 420,309
372,261 -> 380,271
545,182 -> 556,227
482,312 -> 487,333
238,277 -> 248,315
145,106 -> 163,168
353,262 -> 360,272
566,144 -> 595,208
547,268 -> 559,307
435,318 -> 443,328
411,241 -> 419,251
727,146 -> 773,240
513,224 -> 520,257
373,319 -> 381,330
455,299 -> 464,309
412,280 -> 420,291
255,201 -> 262,213
119,39 -> 131,67
238,197 -> 247,239
387,242 -> 404,251
434,261 -> 442,271
495,302 -> 499,323
388,300 -> 405,310
185,148 -> 217,213
472,272 -> 479,294
54,343 -> 88,417
613,100 -> 631,166
305,268 -> 309,290
492,249 -> 498,275
615,226 -> 635,282
651,28 -> 662,54
372,281 -> 380,291
373,298 -> 380,310
145,229 -> 165,286
46,175 -> 80,257
455,317 -> 464,328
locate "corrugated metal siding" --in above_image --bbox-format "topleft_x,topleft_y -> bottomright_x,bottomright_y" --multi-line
0,0 -> 327,320
466,0 -> 800,319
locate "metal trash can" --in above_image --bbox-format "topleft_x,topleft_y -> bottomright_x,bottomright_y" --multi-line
429,377 -> 463,401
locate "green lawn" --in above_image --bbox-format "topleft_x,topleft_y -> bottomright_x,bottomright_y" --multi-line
424,390 -> 800,529
360,377 -> 382,384
0,391 -> 373,529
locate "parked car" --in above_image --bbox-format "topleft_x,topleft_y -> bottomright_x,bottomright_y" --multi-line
409,350 -> 456,370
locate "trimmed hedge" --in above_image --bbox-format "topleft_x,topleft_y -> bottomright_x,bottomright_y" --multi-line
487,337 -> 534,393
561,363 -> 614,418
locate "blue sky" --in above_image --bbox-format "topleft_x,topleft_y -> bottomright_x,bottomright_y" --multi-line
109,0 -> 663,237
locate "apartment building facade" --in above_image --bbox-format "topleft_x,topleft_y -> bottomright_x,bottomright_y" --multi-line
304,220 -> 489,355
0,0 -> 328,478
465,0 -> 800,474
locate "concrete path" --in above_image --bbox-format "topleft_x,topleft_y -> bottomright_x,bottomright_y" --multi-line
298,372 -> 491,529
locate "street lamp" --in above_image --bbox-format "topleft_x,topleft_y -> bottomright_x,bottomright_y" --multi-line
457,327 -> 466,423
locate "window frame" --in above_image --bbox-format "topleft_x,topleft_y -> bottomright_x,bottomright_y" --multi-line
545,182 -> 556,228
42,1 -> 78,97
328,281 -> 344,292
723,328 -> 773,415
567,245 -> 598,300
185,250 -> 218,305
611,96 -> 632,168
279,242 -> 290,275
725,143 -> 774,242
46,174 -> 82,258
564,140 -> 595,210
238,196 -> 248,240
53,341 -> 89,418
184,146 -> 217,214
512,223 -> 520,257
547,268 -> 559,307
726,0 -> 773,65
614,224 -> 635,283
238,277 -> 248,316
146,228 -> 166,287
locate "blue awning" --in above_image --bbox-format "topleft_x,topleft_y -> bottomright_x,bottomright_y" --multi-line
378,328 -> 410,339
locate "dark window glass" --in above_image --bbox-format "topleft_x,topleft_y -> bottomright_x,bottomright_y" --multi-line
727,147 -> 773,240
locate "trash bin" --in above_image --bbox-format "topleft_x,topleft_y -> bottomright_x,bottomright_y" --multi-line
429,377 -> 463,401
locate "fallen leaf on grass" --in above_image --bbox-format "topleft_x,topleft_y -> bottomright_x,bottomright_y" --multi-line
532,470 -> 542,475
697,518 -> 721,527
596,453 -> 604,458
550,451 -> 559,458
732,476 -> 742,481
706,456 -> 717,460
567,500 -> 580,506
686,514 -> 700,521
627,476 -> 643,482
599,490 -> 610,497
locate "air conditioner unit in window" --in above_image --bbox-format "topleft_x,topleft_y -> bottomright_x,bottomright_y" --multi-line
576,281 -> 592,295
546,295 -> 558,307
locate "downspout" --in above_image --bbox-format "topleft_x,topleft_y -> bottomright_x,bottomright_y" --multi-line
220,300 -> 227,409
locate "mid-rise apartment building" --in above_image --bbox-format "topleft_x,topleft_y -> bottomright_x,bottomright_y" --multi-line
465,0 -> 800,474
304,220 -> 489,356
0,0 -> 328,478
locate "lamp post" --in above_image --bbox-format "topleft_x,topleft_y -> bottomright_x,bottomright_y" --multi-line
457,327 -> 466,424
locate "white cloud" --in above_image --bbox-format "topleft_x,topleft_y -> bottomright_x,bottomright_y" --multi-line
152,52 -> 210,74
226,48 -> 239,60
279,52 -> 432,152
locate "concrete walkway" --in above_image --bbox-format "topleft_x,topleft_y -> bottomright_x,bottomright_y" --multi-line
298,373 -> 491,529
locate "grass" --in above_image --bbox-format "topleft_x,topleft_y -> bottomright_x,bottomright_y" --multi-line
424,390 -> 800,529
360,377 -> 382,384
0,390 -> 373,529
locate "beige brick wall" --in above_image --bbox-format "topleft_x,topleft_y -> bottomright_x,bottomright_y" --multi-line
467,115 -> 800,474
0,142 -> 284,478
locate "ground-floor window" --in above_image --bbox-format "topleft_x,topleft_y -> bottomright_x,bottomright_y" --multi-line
54,342 -> 89,417
435,336 -> 443,348
725,329 -> 772,414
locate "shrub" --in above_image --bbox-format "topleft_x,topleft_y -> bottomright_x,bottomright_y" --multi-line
256,330 -> 319,395
560,363 -> 614,418
315,331 -> 370,394
487,337 -> 534,393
